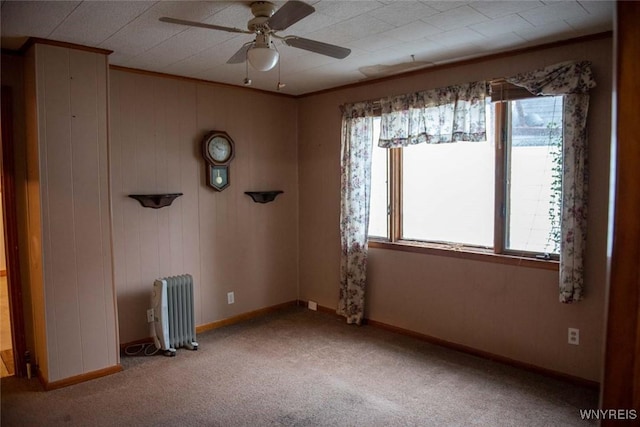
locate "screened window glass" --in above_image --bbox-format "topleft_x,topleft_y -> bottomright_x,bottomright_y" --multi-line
506,96 -> 563,254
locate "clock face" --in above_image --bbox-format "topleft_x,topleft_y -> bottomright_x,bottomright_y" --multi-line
209,136 -> 231,163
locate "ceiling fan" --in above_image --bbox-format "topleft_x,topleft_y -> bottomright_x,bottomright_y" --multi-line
159,0 -> 351,73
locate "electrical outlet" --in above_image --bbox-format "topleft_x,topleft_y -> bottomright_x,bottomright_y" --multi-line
146,308 -> 154,323
227,291 -> 235,304
308,300 -> 318,311
568,328 -> 580,345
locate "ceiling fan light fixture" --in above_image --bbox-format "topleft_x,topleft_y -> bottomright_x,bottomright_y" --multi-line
247,46 -> 279,71
161,0 -> 351,85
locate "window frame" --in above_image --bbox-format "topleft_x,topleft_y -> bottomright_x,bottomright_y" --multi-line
368,95 -> 560,271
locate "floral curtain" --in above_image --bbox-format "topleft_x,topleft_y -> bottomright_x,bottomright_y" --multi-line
338,101 -> 376,324
378,81 -> 489,148
507,61 -> 595,303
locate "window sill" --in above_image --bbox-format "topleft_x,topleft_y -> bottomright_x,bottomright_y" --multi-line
368,240 -> 559,271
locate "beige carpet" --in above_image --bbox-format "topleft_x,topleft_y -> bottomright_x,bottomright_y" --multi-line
1,307 -> 597,426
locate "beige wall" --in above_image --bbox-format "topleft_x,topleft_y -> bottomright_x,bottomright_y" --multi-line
25,44 -> 118,382
110,70 -> 299,344
297,37 -> 612,382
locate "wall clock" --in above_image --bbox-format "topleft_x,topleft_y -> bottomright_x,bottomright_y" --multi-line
201,130 -> 235,191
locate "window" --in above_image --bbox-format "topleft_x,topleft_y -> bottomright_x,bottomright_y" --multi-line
402,135 -> 495,247
505,96 -> 563,255
368,119 -> 388,238
369,95 -> 563,260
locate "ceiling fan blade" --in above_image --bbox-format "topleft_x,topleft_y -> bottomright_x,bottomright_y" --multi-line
266,1 -> 315,31
159,17 -> 251,34
283,37 -> 351,59
227,43 -> 253,64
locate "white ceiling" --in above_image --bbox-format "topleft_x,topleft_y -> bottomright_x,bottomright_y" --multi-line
1,0 -> 613,95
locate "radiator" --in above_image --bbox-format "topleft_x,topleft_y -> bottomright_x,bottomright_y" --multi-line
150,274 -> 198,356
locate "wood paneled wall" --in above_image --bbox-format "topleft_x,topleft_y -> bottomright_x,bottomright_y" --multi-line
25,44 -> 118,382
110,70 -> 299,344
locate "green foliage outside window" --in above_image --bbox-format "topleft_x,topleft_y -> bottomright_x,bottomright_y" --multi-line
548,123 -> 562,253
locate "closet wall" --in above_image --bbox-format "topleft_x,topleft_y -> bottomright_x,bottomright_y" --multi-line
24,42 -> 118,384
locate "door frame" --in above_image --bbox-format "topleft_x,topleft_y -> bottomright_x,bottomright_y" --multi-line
1,85 -> 27,377
600,1 -> 640,420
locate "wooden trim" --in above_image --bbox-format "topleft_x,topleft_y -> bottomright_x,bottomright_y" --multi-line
1,85 -> 27,377
0,48 -> 22,57
368,240 -> 559,271
384,148 -> 391,238
119,301 -> 300,349
20,37 -> 113,55
365,318 -> 599,390
109,65 -> 297,99
389,148 -> 402,241
489,81 -> 535,102
196,301 -> 298,333
130,298 -> 597,390
8,32 -> 611,99
0,270 -> 6,277
308,300 -> 596,388
494,102 -> 507,253
316,305 -> 336,315
601,2 -> 640,420
295,300 -> 338,316
42,365 -> 123,391
297,31 -> 612,99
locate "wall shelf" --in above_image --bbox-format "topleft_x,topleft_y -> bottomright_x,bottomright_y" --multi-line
128,193 -> 183,209
244,191 -> 283,204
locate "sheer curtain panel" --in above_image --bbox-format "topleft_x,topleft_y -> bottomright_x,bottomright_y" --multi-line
338,102 -> 376,324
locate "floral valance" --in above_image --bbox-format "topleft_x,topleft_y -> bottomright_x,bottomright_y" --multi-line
340,101 -> 377,119
506,60 -> 595,96
378,81 -> 489,148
